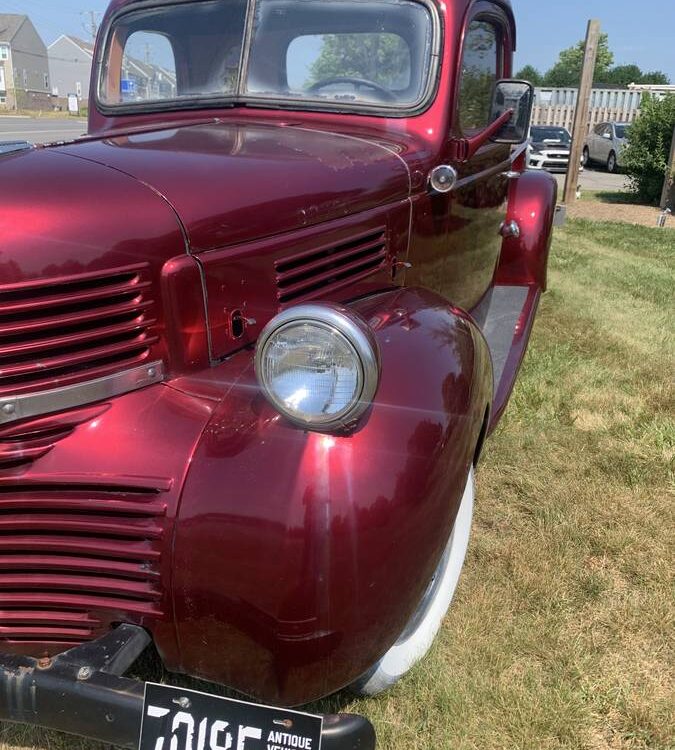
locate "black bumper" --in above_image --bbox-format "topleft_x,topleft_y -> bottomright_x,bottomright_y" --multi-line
0,625 -> 376,750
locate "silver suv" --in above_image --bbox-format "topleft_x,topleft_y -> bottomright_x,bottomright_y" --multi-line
583,122 -> 629,173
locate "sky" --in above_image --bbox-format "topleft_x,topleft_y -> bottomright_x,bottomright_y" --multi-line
3,0 -> 675,82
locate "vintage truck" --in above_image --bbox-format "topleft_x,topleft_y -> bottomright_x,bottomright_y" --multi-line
0,0 -> 556,748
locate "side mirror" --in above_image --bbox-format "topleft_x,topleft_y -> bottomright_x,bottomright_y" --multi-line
602,132 -> 612,139
489,80 -> 535,144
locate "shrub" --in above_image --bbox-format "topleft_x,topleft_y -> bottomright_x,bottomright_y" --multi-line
622,94 -> 675,205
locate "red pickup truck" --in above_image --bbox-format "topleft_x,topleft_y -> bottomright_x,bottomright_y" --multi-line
0,1 -> 555,748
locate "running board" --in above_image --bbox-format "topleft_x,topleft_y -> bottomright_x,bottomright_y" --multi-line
478,285 -> 541,429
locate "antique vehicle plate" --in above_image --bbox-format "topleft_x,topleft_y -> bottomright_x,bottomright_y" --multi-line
139,683 -> 323,750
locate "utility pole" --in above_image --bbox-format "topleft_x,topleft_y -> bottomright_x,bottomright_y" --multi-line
660,124 -> 675,209
81,11 -> 101,43
563,19 -> 601,205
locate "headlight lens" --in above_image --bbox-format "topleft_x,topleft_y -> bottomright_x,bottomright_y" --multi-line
255,305 -> 380,431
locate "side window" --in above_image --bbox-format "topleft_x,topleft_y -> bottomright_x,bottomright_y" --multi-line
120,31 -> 177,103
594,124 -> 604,135
457,20 -> 501,133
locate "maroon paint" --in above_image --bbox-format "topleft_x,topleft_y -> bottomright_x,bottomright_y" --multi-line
0,0 -> 557,706
496,169 -> 558,290
0,384 -> 214,663
172,287 -> 492,705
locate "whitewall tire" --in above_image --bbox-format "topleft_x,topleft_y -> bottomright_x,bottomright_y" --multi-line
351,467 -> 475,696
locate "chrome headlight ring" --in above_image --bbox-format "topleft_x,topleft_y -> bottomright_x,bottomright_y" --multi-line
254,303 -> 381,433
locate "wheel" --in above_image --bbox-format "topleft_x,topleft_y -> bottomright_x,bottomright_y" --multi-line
607,151 -> 617,173
350,467 -> 475,696
582,147 -> 590,167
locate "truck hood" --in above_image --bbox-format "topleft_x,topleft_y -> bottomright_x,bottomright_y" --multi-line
56,121 -> 410,252
0,146 -> 186,285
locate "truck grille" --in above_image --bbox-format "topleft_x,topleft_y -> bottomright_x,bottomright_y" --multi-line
0,263 -> 158,397
0,475 -> 169,652
275,229 -> 388,306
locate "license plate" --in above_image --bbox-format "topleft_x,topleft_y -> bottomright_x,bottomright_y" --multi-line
139,683 -> 323,750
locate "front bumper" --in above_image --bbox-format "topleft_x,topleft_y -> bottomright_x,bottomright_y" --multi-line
0,625 -> 376,750
528,150 -> 571,172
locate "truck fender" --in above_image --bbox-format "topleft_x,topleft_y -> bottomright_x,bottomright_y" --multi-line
171,286 -> 493,706
496,169 -> 557,290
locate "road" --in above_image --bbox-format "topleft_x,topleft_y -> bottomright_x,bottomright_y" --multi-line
0,116 -> 87,145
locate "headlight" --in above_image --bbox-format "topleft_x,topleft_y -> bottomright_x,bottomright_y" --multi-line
254,304 -> 380,431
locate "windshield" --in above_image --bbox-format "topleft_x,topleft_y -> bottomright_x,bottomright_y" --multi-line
99,0 -> 437,114
530,127 -> 571,145
614,124 -> 628,139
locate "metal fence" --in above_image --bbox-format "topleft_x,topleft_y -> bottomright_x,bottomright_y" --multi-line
531,104 -> 641,133
531,87 -> 646,132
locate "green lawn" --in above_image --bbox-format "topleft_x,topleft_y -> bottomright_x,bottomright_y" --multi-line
1,219 -> 673,750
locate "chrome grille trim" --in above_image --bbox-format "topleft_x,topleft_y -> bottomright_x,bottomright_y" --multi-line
0,360 -> 164,426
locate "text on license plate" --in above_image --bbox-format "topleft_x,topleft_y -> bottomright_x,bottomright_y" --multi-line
139,683 -> 323,750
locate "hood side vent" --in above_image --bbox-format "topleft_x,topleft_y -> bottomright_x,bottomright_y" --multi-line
275,229 -> 388,306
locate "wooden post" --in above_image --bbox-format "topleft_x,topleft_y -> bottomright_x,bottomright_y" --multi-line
660,124 -> 675,209
563,20 -> 601,205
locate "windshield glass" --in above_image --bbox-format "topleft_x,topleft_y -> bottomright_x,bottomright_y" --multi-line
530,127 -> 571,145
614,124 -> 628,138
99,0 -> 436,113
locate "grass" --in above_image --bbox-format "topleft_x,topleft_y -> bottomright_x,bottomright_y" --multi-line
1,219 -> 673,750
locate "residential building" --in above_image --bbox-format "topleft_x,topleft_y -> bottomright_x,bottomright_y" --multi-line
121,56 -> 177,102
48,35 -> 94,101
48,34 -> 177,107
0,14 -> 51,110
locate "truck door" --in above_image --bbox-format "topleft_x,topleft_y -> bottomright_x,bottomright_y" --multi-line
408,2 -> 512,310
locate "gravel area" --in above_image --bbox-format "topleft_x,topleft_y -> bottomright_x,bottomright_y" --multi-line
567,200 -> 674,229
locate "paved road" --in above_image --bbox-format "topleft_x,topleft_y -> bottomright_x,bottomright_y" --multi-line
553,167 -> 629,194
0,116 -> 87,145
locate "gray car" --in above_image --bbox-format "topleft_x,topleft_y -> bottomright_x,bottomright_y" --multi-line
583,122 -> 629,173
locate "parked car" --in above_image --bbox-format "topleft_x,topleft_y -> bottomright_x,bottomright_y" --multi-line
528,125 -> 575,172
0,1 -> 555,748
583,121 -> 630,173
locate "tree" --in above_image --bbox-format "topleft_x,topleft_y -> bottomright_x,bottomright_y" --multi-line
603,64 -> 644,87
603,65 -> 670,87
310,34 -> 410,90
622,94 -> 675,204
515,65 -> 543,86
641,70 -> 671,85
543,33 -> 614,87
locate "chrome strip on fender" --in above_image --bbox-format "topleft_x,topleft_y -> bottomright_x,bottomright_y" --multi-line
0,361 -> 165,426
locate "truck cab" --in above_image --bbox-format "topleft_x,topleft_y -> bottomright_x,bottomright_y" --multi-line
0,1 -> 556,747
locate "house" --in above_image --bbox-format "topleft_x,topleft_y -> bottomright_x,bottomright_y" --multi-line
48,35 -> 177,107
0,14 -> 51,110
48,35 -> 94,101
121,57 -> 177,102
